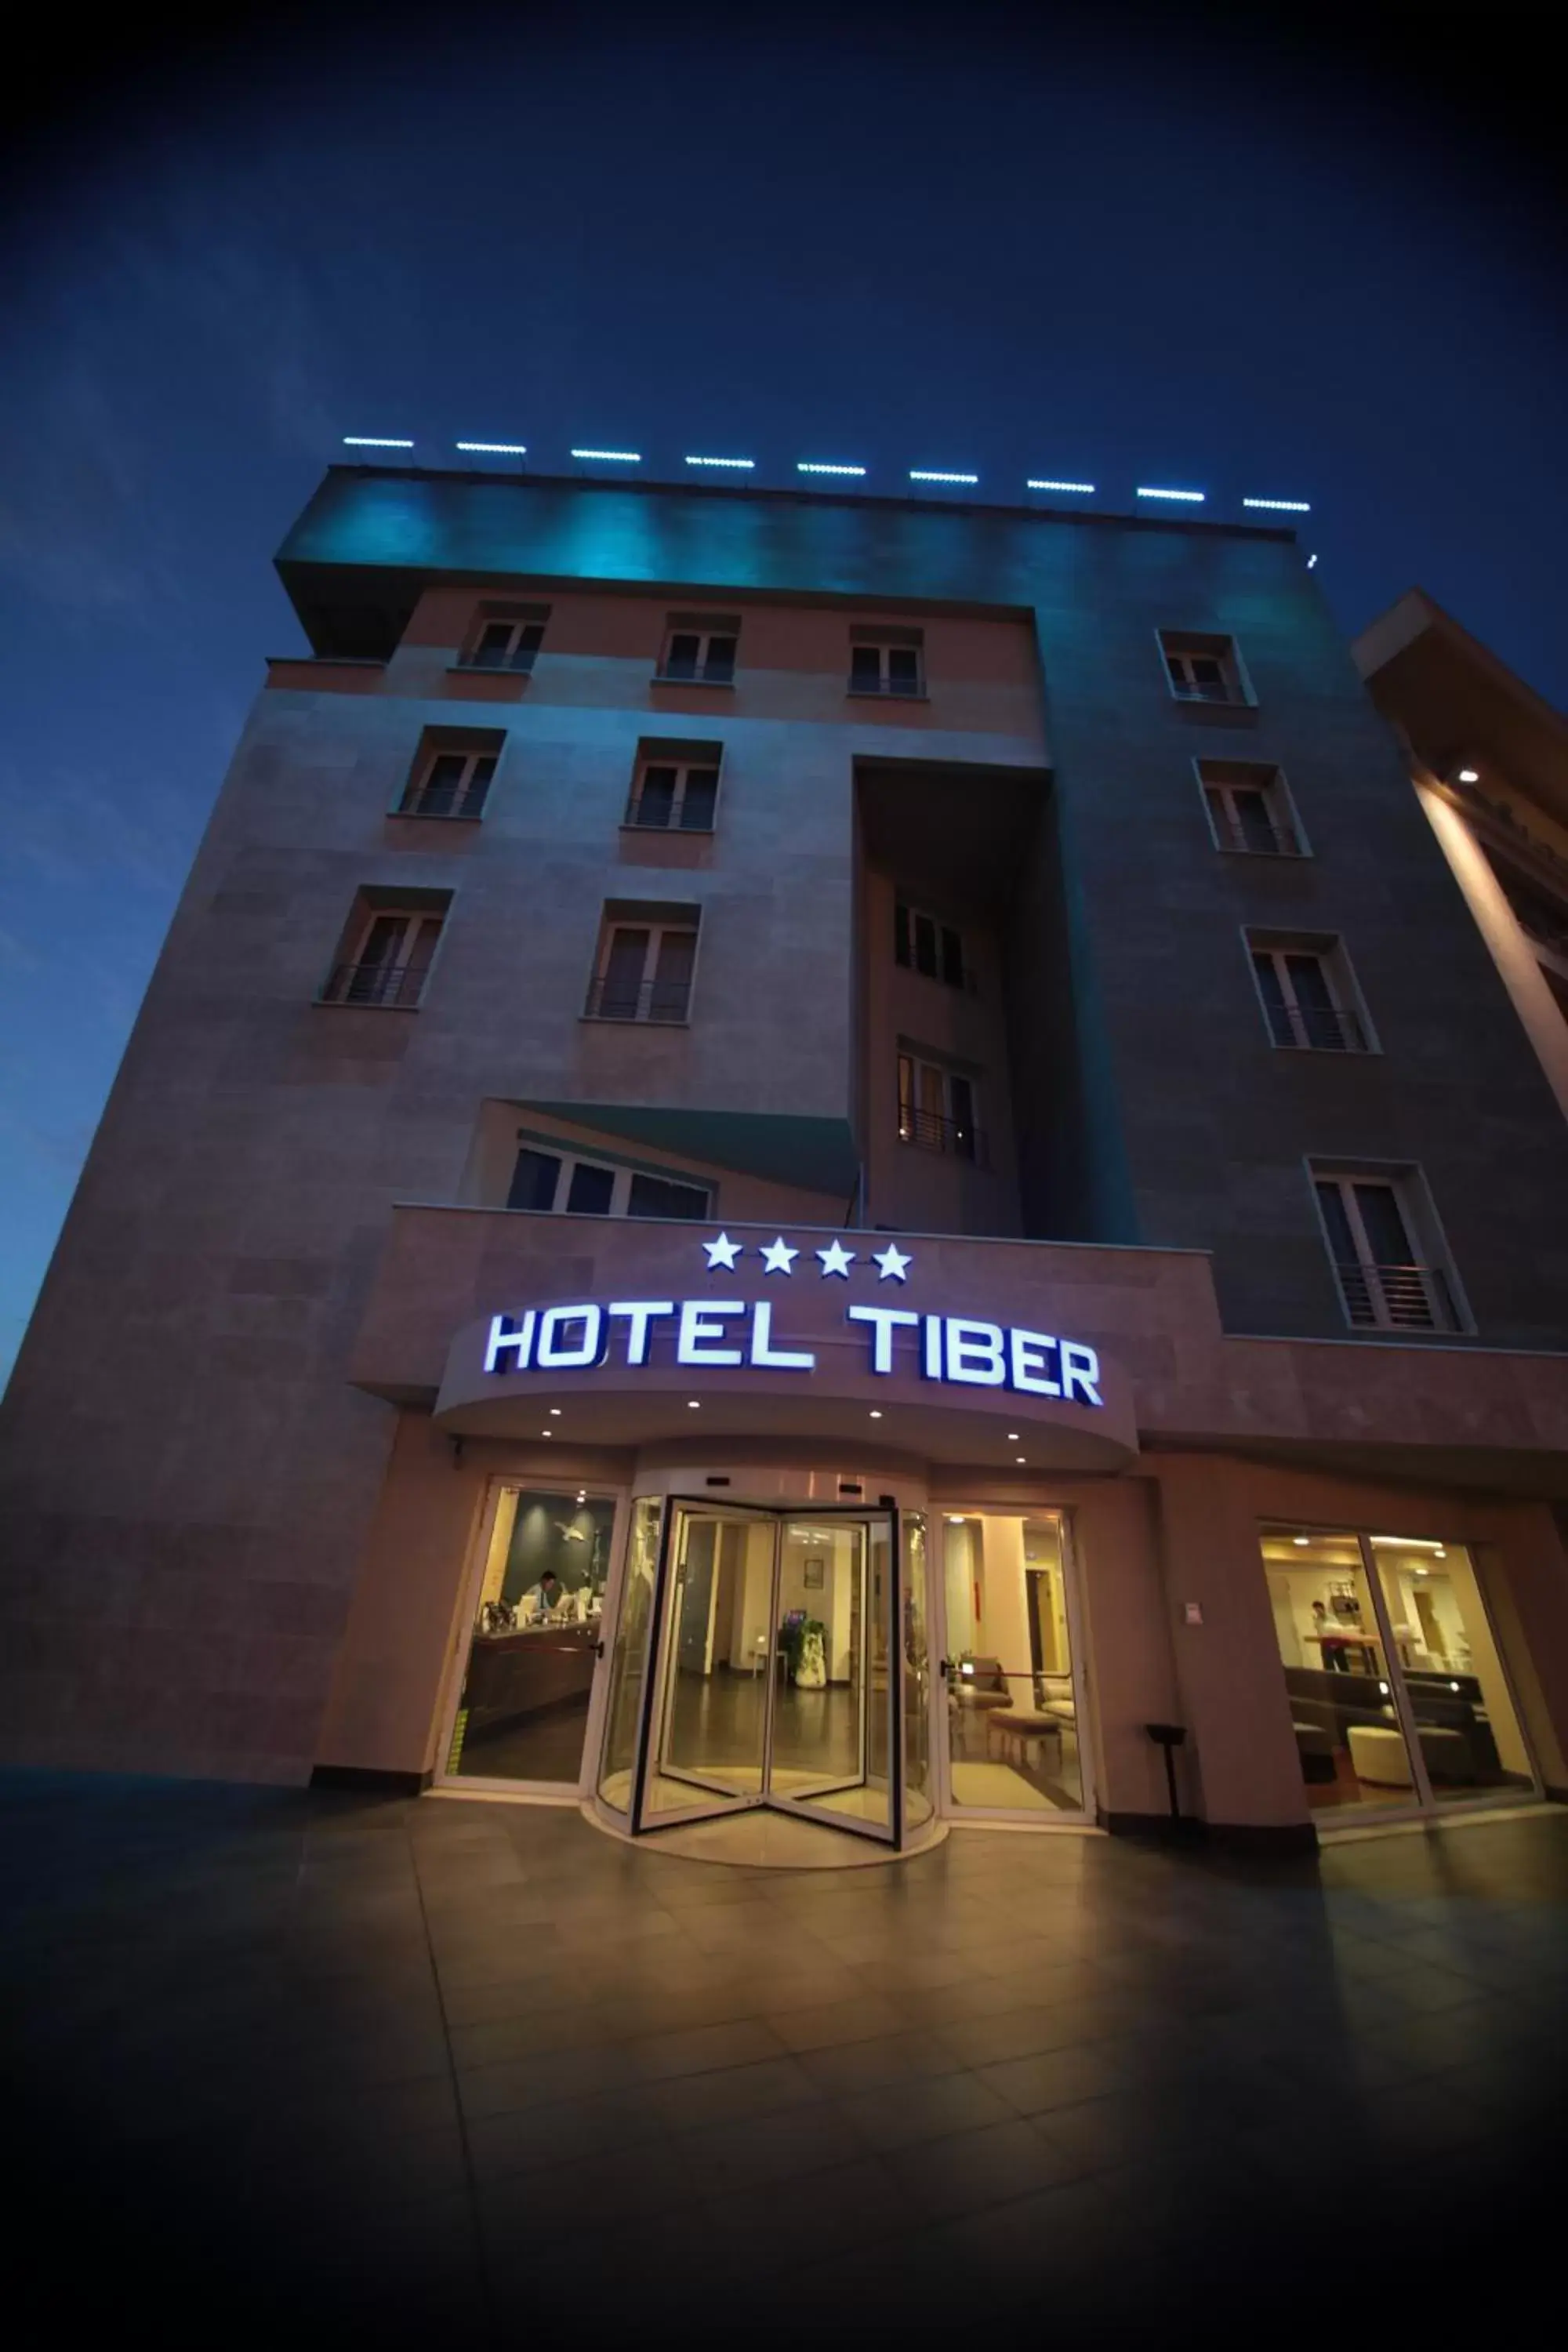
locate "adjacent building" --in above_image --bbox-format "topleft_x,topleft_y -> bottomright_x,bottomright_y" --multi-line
2,466 -> 1566,1857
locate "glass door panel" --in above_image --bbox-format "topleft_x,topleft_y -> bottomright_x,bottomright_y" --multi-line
641,1508 -> 770,1820
942,1510 -> 1085,1816
1261,1526 -> 1420,1813
597,1496 -> 662,1815
902,1512 -> 934,1831
1366,1538 -> 1537,1807
770,1516 -> 895,1840
446,1486 -> 615,1787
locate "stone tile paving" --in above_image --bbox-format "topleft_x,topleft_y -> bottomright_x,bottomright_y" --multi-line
2,1775 -> 1565,2344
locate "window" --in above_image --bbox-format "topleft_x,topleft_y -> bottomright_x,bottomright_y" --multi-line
1159,630 -> 1251,706
1247,935 -> 1370,1052
321,900 -> 447,1008
586,905 -> 699,1022
461,608 -> 547,673
850,629 -> 924,698
1200,760 -> 1304,855
898,1052 -> 982,1162
398,736 -> 499,819
507,1142 -> 710,1220
895,902 -> 969,990
625,743 -> 721,832
1310,1167 -> 1461,1332
657,615 -> 739,685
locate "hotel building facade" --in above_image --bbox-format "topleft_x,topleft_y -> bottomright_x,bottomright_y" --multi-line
2,466 -> 1567,1857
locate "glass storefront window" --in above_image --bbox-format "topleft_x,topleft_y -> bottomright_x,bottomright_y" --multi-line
597,1495 -> 662,1813
942,1508 -> 1086,1815
446,1486 -> 616,1786
1261,1525 -> 1536,1816
1366,1537 -> 1535,1806
1261,1527 -> 1414,1813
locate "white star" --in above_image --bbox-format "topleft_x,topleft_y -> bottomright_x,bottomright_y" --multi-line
703,1232 -> 743,1269
873,1243 -> 913,1282
816,1239 -> 856,1278
760,1237 -> 798,1275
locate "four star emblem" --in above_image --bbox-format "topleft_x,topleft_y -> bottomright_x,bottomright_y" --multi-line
700,1232 -> 914,1279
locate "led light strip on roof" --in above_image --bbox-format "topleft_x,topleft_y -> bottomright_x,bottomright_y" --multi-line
456,441 -> 528,454
572,448 -> 641,462
343,436 -> 414,448
685,455 -> 755,469
1137,485 -> 1204,502
1027,479 -> 1095,494
1243,497 -> 1311,512
909,470 -> 978,485
797,461 -> 866,477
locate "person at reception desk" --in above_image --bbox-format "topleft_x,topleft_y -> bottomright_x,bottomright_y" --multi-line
1312,1599 -> 1351,1671
520,1571 -> 564,1624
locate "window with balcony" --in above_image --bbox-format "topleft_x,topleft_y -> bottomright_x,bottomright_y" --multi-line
898,1051 -> 982,1163
895,901 -> 969,990
1247,934 -> 1372,1053
586,903 -> 699,1022
850,629 -> 924,698
1159,630 -> 1252,706
320,893 -> 449,1008
460,606 -> 548,673
625,742 -> 721,832
1310,1166 -> 1462,1333
1200,759 -> 1305,855
398,731 -> 502,819
508,1140 -> 710,1220
657,615 -> 739,684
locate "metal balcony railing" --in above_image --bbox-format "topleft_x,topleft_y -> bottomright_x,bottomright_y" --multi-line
1171,677 -> 1245,706
1214,816 -> 1302,856
401,777 -> 491,819
849,673 -> 924,697
1334,1261 -> 1455,1332
584,974 -> 693,1023
897,1109 -> 987,1165
321,960 -> 428,1008
462,645 -> 538,674
657,655 -> 735,684
1263,1001 -> 1367,1051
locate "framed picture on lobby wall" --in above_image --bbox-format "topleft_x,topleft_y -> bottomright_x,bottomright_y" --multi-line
804,1557 -> 826,1590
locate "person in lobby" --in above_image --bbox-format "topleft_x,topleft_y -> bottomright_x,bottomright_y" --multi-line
1312,1599 -> 1352,1671
520,1570 -> 564,1625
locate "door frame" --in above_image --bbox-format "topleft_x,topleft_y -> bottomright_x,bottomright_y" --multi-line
629,1497 -> 902,1846
928,1501 -> 1097,1828
432,1473 -> 631,1801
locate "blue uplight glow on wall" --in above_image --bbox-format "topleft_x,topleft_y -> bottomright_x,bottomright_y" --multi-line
797,462 -> 867,477
572,448 -> 641,463
1243,497 -> 1312,512
1027,480 -> 1095,494
685,456 -> 756,470
909,470 -> 978,485
1137,486 -> 1204,503
456,441 -> 528,455
343,436 -> 415,448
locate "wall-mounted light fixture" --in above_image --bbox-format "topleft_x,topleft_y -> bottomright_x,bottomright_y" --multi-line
1026,480 -> 1094,494
343,436 -> 414,448
1137,485 -> 1204,503
456,441 -> 528,455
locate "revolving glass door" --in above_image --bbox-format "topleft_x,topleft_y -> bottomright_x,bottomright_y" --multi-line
627,1501 -> 900,1844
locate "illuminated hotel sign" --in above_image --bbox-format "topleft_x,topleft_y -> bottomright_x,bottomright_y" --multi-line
481,1232 -> 1104,1407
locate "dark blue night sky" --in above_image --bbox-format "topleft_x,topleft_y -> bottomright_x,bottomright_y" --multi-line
2,9 -> 1563,1377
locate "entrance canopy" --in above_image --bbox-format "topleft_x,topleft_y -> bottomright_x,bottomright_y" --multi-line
431,1218 -> 1139,1472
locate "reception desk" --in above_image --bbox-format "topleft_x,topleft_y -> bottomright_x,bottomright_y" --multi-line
463,1621 -> 599,1744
